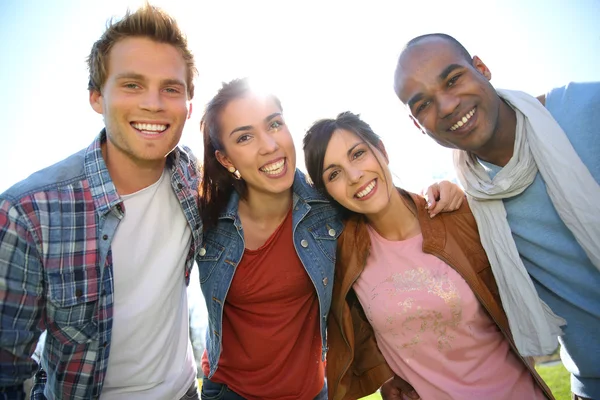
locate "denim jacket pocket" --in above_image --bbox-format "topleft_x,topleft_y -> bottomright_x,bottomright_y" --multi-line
197,239 -> 226,284
308,218 -> 344,263
46,270 -> 99,345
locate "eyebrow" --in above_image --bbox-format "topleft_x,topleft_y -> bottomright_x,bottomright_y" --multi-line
407,63 -> 464,110
439,63 -> 463,81
322,141 -> 363,173
114,73 -> 186,88
229,112 -> 282,137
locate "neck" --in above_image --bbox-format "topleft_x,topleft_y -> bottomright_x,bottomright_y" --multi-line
239,187 -> 293,223
102,141 -> 167,195
366,189 -> 420,241
474,99 -> 517,167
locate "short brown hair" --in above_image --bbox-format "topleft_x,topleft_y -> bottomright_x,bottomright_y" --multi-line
87,3 -> 196,99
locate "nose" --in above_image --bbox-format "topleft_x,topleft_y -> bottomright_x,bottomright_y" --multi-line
258,131 -> 279,155
139,89 -> 164,113
436,91 -> 460,119
347,165 -> 363,185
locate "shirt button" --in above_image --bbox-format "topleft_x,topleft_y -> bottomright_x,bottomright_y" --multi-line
199,248 -> 207,256
300,239 -> 308,248
328,228 -> 336,237
102,234 -> 108,240
177,183 -> 183,190
322,277 -> 328,286
103,341 -> 108,348
75,289 -> 83,298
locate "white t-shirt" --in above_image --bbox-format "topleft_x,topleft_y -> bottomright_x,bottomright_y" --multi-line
102,170 -> 196,400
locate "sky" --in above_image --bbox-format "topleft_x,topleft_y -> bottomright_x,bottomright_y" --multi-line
1,0 -> 599,352
1,0 -> 599,195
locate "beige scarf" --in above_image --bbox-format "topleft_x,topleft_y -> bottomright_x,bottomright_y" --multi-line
453,89 -> 600,356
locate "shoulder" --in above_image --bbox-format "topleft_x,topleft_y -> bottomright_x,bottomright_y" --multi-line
174,145 -> 201,180
293,169 -> 335,206
545,81 -> 600,113
1,148 -> 86,203
436,198 -> 480,237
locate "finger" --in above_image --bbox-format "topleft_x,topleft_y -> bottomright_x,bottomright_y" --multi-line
428,196 -> 448,218
452,195 -> 464,211
393,380 -> 420,399
381,387 -> 401,400
425,185 -> 438,209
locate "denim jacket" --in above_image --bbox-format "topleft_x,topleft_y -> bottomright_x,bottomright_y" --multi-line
197,169 -> 342,378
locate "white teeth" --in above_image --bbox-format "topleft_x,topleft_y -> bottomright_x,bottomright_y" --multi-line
132,123 -> 167,133
356,180 -> 376,198
450,108 -> 475,131
260,159 -> 285,175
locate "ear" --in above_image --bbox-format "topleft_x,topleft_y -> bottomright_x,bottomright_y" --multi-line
472,56 -> 492,81
215,150 -> 234,170
187,102 -> 193,120
376,140 -> 390,164
89,90 -> 103,115
409,115 -> 426,135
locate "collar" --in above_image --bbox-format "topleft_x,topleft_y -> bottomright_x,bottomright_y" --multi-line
84,129 -> 186,217
219,168 -> 328,219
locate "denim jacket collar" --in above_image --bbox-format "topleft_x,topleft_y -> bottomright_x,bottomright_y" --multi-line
219,169 -> 328,221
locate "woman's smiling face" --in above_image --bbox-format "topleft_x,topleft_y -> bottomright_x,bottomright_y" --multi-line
322,128 -> 394,217
215,94 -> 296,197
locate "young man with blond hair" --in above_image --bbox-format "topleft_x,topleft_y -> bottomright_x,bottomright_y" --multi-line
393,33 -> 599,400
0,4 -> 202,399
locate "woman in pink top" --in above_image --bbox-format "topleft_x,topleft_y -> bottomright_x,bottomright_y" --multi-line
303,112 -> 554,400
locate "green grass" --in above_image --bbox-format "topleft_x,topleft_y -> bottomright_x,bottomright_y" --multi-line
358,362 -> 570,400
536,362 -> 571,400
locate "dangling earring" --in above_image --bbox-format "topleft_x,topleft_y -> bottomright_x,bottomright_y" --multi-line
227,166 -> 242,180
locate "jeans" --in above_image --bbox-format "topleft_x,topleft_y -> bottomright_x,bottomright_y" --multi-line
180,380 -> 201,400
201,378 -> 328,400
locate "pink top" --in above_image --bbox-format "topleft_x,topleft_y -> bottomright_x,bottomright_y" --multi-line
352,228 -> 545,400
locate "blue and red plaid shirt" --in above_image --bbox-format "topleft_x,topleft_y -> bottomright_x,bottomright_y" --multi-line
0,131 -> 202,399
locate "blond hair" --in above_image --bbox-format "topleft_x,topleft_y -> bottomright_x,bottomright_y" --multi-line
87,3 -> 196,99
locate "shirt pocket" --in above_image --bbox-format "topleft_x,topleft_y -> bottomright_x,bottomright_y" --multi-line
308,218 -> 344,263
46,269 -> 99,346
196,239 -> 226,284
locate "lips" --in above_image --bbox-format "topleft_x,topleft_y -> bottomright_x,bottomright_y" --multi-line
131,122 -> 169,135
259,158 -> 286,176
449,108 -> 476,132
354,179 -> 377,199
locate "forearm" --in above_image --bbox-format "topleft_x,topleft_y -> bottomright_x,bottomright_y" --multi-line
0,198 -> 45,388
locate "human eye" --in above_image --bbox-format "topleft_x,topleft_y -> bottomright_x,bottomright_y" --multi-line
236,134 -> 252,144
327,169 -> 340,182
415,100 -> 431,114
352,149 -> 366,160
123,82 -> 140,90
269,119 -> 284,131
164,87 -> 182,94
447,74 -> 461,87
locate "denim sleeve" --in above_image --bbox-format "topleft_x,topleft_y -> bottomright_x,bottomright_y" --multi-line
0,197 -> 44,389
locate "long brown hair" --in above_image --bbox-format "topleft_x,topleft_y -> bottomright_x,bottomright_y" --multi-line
199,78 -> 283,231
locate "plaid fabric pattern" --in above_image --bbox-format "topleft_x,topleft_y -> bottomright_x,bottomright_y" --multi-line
0,132 -> 202,399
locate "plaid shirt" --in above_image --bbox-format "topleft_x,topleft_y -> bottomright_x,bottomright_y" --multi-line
0,132 -> 202,399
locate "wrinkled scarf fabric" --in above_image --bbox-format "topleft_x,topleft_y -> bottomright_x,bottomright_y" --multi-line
453,89 -> 600,356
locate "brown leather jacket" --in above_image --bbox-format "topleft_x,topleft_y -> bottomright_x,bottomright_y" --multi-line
326,190 -> 554,400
